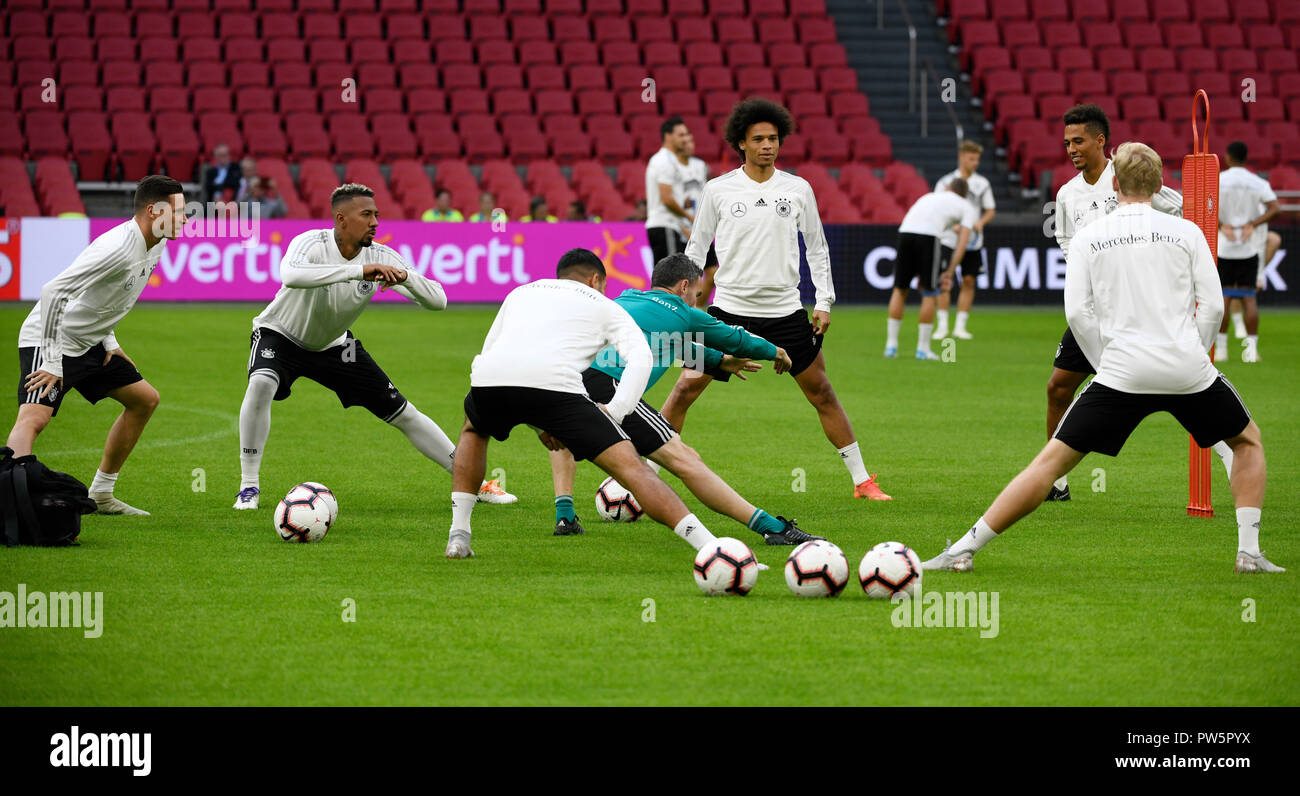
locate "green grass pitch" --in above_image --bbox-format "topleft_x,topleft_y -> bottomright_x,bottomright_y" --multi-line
1,303 -> 1296,706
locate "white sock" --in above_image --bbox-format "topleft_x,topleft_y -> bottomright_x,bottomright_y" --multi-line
955,310 -> 970,332
917,323 -> 933,351
935,309 -> 949,329
388,403 -> 455,473
89,469 -> 118,494
952,517 -> 998,556
238,373 -> 277,489
886,317 -> 901,348
1237,506 -> 1261,556
673,513 -> 716,551
1217,332 -> 1229,352
837,441 -> 869,484
451,491 -> 477,533
1212,440 -> 1234,479
1231,311 -> 1245,334
1245,334 -> 1258,349
1053,476 -> 1069,491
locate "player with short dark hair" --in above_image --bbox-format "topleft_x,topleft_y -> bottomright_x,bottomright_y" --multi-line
933,140 -> 996,340
645,116 -> 694,263
233,184 -> 515,510
659,98 -> 891,501
1214,141 -> 1279,364
546,253 -> 814,546
886,179 -> 976,360
447,248 -> 722,559
926,142 -> 1281,575
8,175 -> 187,515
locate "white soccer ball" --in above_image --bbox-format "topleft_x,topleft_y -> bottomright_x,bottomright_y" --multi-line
595,476 -> 643,522
274,482 -> 335,543
299,481 -> 338,525
858,541 -> 922,599
693,537 -> 759,596
784,540 -> 850,597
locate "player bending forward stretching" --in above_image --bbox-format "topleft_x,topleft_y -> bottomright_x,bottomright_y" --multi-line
548,253 -> 820,546
233,183 -> 515,509
8,176 -> 186,515
925,143 -> 1282,575
447,249 -> 724,559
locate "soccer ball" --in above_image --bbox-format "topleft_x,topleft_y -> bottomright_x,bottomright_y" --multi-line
595,476 -> 643,522
274,482 -> 335,543
693,537 -> 758,596
784,540 -> 850,597
858,542 -> 922,599
299,481 -> 338,525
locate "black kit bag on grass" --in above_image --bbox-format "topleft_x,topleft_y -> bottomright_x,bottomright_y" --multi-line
0,446 -> 96,547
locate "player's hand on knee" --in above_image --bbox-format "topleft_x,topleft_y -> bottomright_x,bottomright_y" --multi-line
537,431 -> 566,451
24,370 -> 61,399
104,347 -> 136,368
719,355 -> 760,380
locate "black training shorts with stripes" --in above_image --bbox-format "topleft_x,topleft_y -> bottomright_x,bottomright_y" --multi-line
17,343 -> 143,416
1053,374 -> 1251,457
247,326 -> 408,421
1053,326 -> 1097,375
582,367 -> 677,456
463,384 -> 630,462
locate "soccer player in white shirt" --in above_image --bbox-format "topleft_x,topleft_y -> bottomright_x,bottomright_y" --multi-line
659,98 -> 891,501
233,184 -> 515,510
933,140 -> 996,340
925,143 -> 1281,574
1214,141 -> 1279,364
446,249 -> 720,559
7,176 -> 186,515
886,181 -> 976,359
675,130 -> 719,308
1046,104 -> 1188,501
645,116 -> 694,264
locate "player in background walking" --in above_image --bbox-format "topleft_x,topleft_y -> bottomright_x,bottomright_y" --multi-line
925,143 -> 1281,575
233,184 -> 515,510
886,181 -> 976,360
1214,141 -> 1279,364
933,141 -> 996,340
8,175 -> 186,515
658,98 -> 891,501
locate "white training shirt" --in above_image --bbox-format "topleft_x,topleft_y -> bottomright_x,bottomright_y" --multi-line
470,279 -> 652,423
18,219 -> 166,378
1055,160 -> 1184,260
645,147 -> 685,230
253,228 -> 447,351
676,156 -> 709,236
684,167 -> 834,316
935,170 -> 995,250
1217,166 -> 1276,260
1065,203 -> 1222,394
898,190 -> 981,238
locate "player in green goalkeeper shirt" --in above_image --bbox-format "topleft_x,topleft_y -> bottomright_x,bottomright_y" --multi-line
547,253 -> 820,546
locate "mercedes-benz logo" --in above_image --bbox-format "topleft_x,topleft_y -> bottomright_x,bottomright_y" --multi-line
730,202 -> 747,218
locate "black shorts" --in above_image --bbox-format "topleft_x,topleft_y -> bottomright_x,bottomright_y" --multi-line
17,344 -> 143,416
894,232 -> 942,293
703,242 -> 719,270
701,305 -> 822,380
463,385 -> 630,462
939,245 -> 986,278
1054,375 -> 1251,457
1218,255 -> 1257,288
1052,327 -> 1096,375
247,327 -> 408,421
647,226 -> 687,264
583,367 -> 676,456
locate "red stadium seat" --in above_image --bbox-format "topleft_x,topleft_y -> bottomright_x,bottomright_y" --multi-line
191,86 -> 232,113
234,87 -> 275,114
278,87 -> 318,114
1220,49 -> 1258,74
1261,50 -> 1299,75
55,36 -> 95,61
593,17 -> 632,42
111,112 -> 157,179
1067,70 -> 1106,98
1176,47 -> 1215,73
601,41 -> 640,67
384,13 -> 425,40
757,18 -> 798,45
1055,47 -> 1094,71
517,41 -> 557,65
767,42 -> 807,68
559,41 -> 600,66
1138,49 -> 1177,73
187,61 -> 228,89
484,65 -> 525,91
1014,47 -> 1053,73
1040,21 -> 1081,48
400,64 -> 440,90
644,42 -> 683,68
992,0 -> 1030,21
1245,25 -> 1284,50
552,16 -> 591,41
797,18 -> 838,44
735,67 -> 777,95
406,88 -> 446,115
809,42 -> 848,69
1083,23 -> 1122,48
819,67 -> 858,94
694,66 -> 734,92
60,59 -> 101,88
1123,22 -> 1163,49
659,91 -> 701,116
684,42 -> 725,67
534,90 -> 574,115
1248,98 -> 1285,123
1191,0 -> 1231,23
511,15 -> 550,42
442,65 -> 482,90
1113,0 -> 1150,22
726,42 -> 765,67
1001,21 -> 1041,49
493,88 -> 532,117
1110,71 -> 1149,96
829,92 -> 869,120
1150,71 -> 1190,99
778,67 -> 818,94
1027,71 -> 1066,98
449,89 -> 489,118
970,47 -> 1011,94
66,112 -> 110,178
96,36 -> 136,61
150,86 -> 195,114
1203,23 -> 1244,50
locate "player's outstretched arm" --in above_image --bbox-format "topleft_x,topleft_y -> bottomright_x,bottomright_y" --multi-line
1063,237 -> 1103,370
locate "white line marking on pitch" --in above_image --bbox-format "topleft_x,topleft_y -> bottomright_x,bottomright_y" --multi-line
41,405 -> 238,457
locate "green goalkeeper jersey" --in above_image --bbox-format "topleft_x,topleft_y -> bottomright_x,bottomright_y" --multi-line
592,289 -> 778,392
